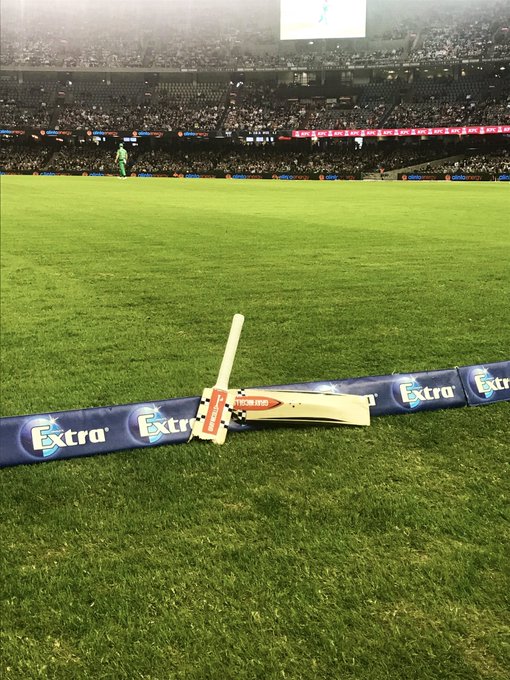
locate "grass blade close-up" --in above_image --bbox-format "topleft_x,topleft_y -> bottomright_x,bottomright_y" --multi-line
1,176 -> 509,680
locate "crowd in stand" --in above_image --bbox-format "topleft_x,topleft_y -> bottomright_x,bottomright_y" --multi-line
53,104 -> 224,132
16,142 -> 451,176
44,146 -> 118,173
2,77 -> 509,133
224,84 -> 307,132
129,147 -> 374,175
0,30 -> 145,69
82,146 -> 391,175
0,35 -> 61,67
422,151 -> 510,175
475,98 -> 510,125
385,97 -> 510,128
49,83 -> 228,131
55,106 -> 136,131
307,101 -> 389,131
2,140 -> 508,176
0,84 -> 53,127
412,2 -> 509,63
148,33 -> 242,71
62,33 -> 145,69
210,86 -> 509,132
0,105 -> 51,128
0,146 -> 50,171
1,0 -> 509,70
5,34 -> 507,71
142,98 -> 225,131
0,32 -> 405,71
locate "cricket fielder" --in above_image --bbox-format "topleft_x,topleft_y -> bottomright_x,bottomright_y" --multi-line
319,0 -> 329,24
115,143 -> 128,179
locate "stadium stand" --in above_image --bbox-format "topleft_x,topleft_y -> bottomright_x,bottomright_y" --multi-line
1,0 -> 508,180
307,101 -> 389,131
49,82 -> 228,131
2,140 -> 467,177
385,98 -> 510,128
411,1 -> 510,62
0,145 -> 51,171
45,146 -> 118,173
127,144 -> 460,175
53,81 -> 147,129
0,82 -> 55,127
419,149 -> 510,174
3,139 -> 508,177
224,83 -> 308,132
2,76 -> 506,134
1,1 -> 508,70
148,83 -> 228,130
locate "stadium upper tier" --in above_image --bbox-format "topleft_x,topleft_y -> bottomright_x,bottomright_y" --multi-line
0,1 -> 508,70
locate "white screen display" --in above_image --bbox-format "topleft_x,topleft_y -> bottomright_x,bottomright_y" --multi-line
280,0 -> 367,40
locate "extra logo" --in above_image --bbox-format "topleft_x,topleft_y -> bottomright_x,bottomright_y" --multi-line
20,416 -> 108,459
127,405 -> 194,444
392,376 -> 456,410
467,367 -> 510,400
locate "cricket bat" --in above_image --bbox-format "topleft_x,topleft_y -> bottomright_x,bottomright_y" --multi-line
190,313 -> 245,444
230,389 -> 370,427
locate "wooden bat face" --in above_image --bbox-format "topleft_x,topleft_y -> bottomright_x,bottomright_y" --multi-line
230,389 -> 370,426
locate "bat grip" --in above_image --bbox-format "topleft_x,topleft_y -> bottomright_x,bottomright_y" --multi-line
215,314 -> 244,390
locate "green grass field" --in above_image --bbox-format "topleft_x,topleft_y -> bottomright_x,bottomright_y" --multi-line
1,176 -> 509,680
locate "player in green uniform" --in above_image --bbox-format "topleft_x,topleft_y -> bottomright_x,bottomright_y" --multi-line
115,143 -> 128,179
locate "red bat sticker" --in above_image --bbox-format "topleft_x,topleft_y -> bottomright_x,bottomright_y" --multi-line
234,396 -> 282,411
203,390 -> 227,435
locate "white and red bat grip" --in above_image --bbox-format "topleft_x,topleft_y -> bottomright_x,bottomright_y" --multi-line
215,314 -> 245,391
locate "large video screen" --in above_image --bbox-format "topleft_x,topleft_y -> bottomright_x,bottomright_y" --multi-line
280,0 -> 367,40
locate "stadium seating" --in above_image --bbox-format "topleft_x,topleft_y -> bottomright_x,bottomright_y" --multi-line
2,141 -> 472,176
0,145 -> 51,170
1,0 -> 509,178
307,102 -> 388,131
0,82 -> 55,127
427,150 -> 510,174
224,83 -> 307,132
50,82 -> 229,131
45,146 -> 118,173
1,1 -> 508,70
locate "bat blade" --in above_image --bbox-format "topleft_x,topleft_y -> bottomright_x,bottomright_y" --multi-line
232,390 -> 370,427
190,314 -> 245,444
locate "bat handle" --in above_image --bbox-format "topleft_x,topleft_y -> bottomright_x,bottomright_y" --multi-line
215,314 -> 245,390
